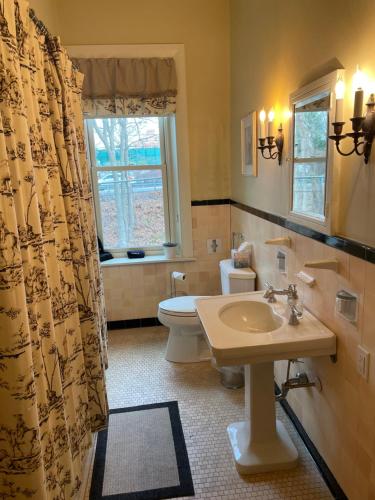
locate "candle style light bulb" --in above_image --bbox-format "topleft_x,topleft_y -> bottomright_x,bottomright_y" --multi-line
335,78 -> 345,122
283,109 -> 292,121
259,109 -> 266,138
267,109 -> 275,137
352,66 -> 365,91
353,66 -> 365,118
335,79 -> 345,99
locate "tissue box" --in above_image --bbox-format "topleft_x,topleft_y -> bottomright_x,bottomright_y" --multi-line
231,249 -> 251,268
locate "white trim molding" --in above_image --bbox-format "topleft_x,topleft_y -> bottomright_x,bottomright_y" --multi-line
288,69 -> 344,236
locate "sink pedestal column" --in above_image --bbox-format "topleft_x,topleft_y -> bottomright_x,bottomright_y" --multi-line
227,362 -> 298,474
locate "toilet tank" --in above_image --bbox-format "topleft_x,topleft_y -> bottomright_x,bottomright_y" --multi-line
220,259 -> 256,295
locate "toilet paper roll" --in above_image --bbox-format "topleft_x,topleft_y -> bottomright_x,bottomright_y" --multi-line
172,271 -> 186,281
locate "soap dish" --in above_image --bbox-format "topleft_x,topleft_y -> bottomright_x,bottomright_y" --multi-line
296,270 -> 316,287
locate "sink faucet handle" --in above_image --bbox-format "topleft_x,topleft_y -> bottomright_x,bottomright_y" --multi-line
265,281 -> 274,290
288,283 -> 298,298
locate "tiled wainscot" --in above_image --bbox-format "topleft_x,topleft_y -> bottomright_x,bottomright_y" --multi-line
102,204 -> 230,321
231,204 -> 375,499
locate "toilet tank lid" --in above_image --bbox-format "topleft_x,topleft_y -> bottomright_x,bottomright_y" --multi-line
220,259 -> 256,280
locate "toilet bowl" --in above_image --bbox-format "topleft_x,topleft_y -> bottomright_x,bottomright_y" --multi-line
158,295 -> 210,362
158,260 -> 256,363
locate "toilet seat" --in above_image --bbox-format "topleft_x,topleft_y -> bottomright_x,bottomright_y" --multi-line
159,295 -> 201,317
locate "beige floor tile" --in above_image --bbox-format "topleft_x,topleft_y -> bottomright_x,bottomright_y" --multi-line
84,326 -> 333,500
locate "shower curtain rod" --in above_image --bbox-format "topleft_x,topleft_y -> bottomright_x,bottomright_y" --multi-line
29,8 -> 51,38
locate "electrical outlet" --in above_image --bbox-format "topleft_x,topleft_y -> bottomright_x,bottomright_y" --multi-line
357,346 -> 370,380
207,238 -> 222,254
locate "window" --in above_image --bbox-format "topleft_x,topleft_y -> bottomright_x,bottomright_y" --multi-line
69,44 -> 193,258
86,116 -> 173,253
289,70 -> 342,235
292,92 -> 330,220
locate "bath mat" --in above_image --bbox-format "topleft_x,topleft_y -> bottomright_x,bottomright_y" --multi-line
89,401 -> 195,499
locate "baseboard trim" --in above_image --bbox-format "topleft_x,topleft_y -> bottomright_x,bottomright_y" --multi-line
276,385 -> 347,500
107,317 -> 161,330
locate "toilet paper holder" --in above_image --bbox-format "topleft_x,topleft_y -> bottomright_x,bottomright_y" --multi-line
170,271 -> 186,297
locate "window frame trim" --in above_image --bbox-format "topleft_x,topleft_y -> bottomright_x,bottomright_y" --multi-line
288,69 -> 344,235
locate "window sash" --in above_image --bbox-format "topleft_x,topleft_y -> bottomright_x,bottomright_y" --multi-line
291,158 -> 327,220
86,118 -> 171,254
293,156 -> 327,163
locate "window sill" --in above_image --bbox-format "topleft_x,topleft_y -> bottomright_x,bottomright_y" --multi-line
100,255 -> 196,268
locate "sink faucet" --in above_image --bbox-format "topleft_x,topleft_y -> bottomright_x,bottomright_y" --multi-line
263,282 -> 302,326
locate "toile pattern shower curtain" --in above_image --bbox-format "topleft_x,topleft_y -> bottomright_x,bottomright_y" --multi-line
0,1 -> 108,498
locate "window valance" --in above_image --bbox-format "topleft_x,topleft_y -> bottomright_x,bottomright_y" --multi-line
72,57 -> 177,117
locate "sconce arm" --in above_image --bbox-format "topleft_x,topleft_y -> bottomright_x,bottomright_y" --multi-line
258,128 -> 284,166
332,139 -> 365,157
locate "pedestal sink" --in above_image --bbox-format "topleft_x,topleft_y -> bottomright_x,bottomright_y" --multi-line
195,291 -> 336,475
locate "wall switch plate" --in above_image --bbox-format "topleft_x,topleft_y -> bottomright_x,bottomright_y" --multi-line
207,238 -> 222,254
357,346 -> 370,380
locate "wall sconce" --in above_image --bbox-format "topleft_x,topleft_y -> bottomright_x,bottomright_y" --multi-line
257,108 -> 284,165
329,67 -> 375,164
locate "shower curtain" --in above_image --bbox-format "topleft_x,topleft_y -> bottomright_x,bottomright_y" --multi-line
0,1 -> 108,498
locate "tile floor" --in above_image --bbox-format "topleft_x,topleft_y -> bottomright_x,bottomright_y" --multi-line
85,326 -> 333,499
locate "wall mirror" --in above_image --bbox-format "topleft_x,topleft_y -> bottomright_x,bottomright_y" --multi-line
289,70 -> 343,234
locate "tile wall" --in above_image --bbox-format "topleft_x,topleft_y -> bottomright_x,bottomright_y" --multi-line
102,205 -> 230,321
102,200 -> 375,498
231,204 -> 375,500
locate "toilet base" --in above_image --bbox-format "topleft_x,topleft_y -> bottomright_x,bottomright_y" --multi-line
165,328 -> 211,363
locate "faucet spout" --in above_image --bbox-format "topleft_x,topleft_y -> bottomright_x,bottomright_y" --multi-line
263,283 -> 302,326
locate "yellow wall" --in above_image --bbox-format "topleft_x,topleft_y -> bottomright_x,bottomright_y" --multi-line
230,0 -> 375,246
55,0 -> 230,201
29,0 -> 59,34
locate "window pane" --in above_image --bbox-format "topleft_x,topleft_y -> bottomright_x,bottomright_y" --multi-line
97,169 -> 166,249
90,117 -> 162,166
292,161 -> 326,218
294,109 -> 328,159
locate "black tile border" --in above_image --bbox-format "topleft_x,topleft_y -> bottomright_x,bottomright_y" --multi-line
275,385 -> 347,500
107,317 -> 161,330
90,401 -> 194,500
191,198 -> 231,206
190,198 -> 375,264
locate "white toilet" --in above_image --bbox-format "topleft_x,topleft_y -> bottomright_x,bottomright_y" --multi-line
158,259 -> 256,363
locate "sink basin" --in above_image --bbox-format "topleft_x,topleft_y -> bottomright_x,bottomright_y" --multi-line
195,291 -> 336,366
219,300 -> 283,333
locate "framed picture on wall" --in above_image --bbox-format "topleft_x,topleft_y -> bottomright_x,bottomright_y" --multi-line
241,111 -> 258,176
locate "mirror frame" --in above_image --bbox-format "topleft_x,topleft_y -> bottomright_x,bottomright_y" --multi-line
288,69 -> 344,235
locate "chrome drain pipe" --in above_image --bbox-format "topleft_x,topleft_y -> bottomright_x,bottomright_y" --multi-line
275,359 -> 319,402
